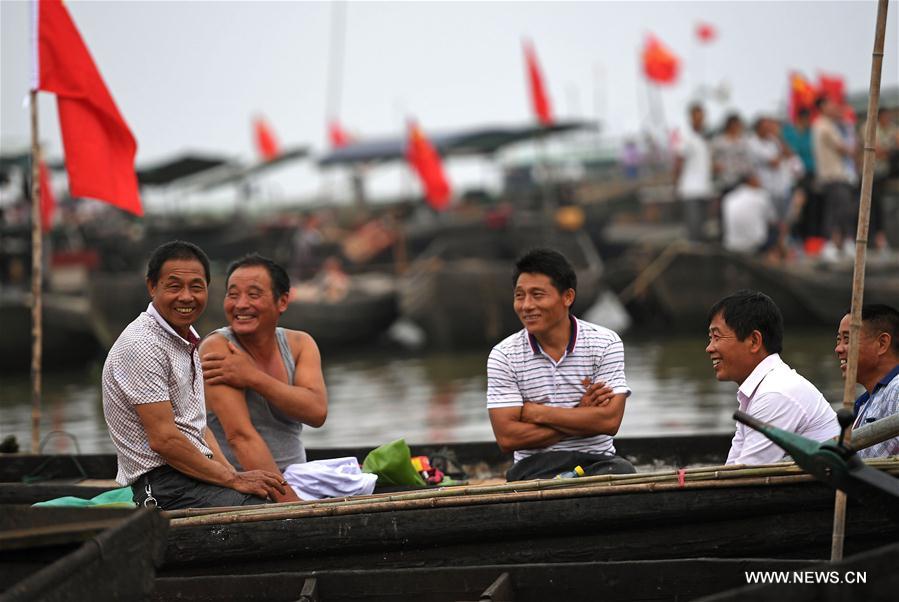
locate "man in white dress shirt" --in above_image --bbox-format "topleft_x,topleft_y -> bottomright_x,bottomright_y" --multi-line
705,290 -> 838,464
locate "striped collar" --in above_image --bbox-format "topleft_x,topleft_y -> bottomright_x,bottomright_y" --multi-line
527,314 -> 578,355
854,363 -> 899,416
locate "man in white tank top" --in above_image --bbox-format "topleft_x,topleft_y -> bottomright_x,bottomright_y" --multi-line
201,254 -> 329,503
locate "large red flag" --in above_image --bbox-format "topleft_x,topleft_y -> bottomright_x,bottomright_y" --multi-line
34,0 -> 142,216
406,123 -> 451,211
523,40 -> 553,126
328,119 -> 351,148
818,73 -> 846,105
642,35 -> 679,85
38,159 -> 56,233
253,117 -> 280,160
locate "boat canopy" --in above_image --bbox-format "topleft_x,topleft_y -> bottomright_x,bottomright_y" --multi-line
318,120 -> 596,167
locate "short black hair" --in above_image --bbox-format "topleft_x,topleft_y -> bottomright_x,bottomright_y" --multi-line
688,102 -> 704,114
860,304 -> 899,355
723,113 -> 743,130
146,241 -> 211,286
708,289 -> 784,354
513,248 -> 577,295
226,253 -> 291,299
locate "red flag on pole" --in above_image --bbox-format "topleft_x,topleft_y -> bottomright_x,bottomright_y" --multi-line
33,0 -> 142,216
253,117 -> 280,160
818,73 -> 846,105
642,35 -> 680,85
38,159 -> 56,233
695,22 -> 717,44
406,122 -> 451,211
523,40 -> 553,126
788,72 -> 818,122
328,119 -> 351,148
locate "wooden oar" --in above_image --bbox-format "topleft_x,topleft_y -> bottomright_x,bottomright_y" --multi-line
831,0 -> 890,562
851,413 -> 899,452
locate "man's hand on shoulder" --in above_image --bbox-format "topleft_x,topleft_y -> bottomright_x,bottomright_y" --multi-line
201,339 -> 258,389
226,468 -> 288,500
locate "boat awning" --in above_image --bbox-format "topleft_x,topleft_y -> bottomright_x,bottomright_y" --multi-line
318,120 -> 597,167
137,153 -> 234,186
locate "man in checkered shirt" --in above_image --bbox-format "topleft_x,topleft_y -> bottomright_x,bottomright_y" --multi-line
487,248 -> 636,481
102,241 -> 286,509
835,304 -> 899,458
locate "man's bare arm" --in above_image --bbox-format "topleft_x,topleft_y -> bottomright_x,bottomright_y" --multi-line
489,407 -> 565,454
201,333 -> 328,427
521,394 -> 627,437
134,401 -> 286,499
204,381 -> 300,502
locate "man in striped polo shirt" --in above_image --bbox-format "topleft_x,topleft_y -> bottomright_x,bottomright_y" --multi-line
487,248 -> 636,481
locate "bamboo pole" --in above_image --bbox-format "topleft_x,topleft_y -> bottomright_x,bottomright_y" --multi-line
167,459 -> 899,526
29,89 -> 43,454
831,0 -> 889,563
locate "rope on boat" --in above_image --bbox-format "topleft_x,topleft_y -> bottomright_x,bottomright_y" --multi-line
167,457 -> 899,528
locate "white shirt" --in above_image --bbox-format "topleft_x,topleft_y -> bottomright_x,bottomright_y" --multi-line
676,126 -> 713,199
722,184 -> 777,253
727,353 -> 839,465
487,316 -> 630,463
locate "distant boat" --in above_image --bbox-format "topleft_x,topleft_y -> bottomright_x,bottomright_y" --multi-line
399,222 -> 604,348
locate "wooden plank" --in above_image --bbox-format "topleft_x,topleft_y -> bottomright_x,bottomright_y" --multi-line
0,483 -> 116,505
0,519 -> 123,551
479,572 -> 513,602
160,482 -> 899,575
297,577 -> 318,602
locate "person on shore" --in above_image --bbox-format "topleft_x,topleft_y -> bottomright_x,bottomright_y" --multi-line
721,172 -> 779,257
711,113 -> 753,197
673,103 -> 714,242
834,304 -> 899,458
201,254 -> 328,503
102,241 -> 286,509
706,290 -> 838,465
487,248 -> 635,481
812,96 -> 858,259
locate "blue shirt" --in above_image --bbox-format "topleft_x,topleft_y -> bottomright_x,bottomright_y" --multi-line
782,123 -> 815,174
853,364 -> 899,459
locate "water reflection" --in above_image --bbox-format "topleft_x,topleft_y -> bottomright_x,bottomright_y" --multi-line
0,331 -> 856,453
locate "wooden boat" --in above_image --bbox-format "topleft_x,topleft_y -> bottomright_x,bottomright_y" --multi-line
608,243 -> 899,331
399,223 -> 604,348
0,506 -> 168,600
85,270 -> 399,351
0,434 -> 734,504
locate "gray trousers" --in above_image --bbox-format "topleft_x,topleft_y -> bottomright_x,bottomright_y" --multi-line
131,465 -> 271,510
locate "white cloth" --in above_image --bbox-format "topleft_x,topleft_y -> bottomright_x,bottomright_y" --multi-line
487,316 -> 630,463
722,184 -> 777,253
726,354 -> 839,465
284,457 -> 377,500
675,126 -> 713,199
102,304 -> 209,486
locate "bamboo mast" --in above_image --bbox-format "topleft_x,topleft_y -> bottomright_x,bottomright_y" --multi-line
29,89 -> 43,454
830,0 -> 889,562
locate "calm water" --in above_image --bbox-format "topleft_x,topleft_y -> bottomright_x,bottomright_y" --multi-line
0,326 -> 853,455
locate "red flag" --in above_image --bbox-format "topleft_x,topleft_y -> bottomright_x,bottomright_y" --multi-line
38,159 -> 56,233
34,0 -> 142,216
642,35 -> 679,85
818,73 -> 846,106
406,123 -> 451,211
523,40 -> 553,126
328,119 -> 351,148
695,22 -> 717,43
787,72 -> 818,123
253,117 -> 280,160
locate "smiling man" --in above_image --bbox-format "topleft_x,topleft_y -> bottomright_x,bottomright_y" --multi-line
834,304 -> 899,458
201,254 -> 328,502
706,290 -> 838,465
103,241 -> 286,509
487,248 -> 635,481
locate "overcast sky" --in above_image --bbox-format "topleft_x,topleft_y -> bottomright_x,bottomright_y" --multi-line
2,1 -> 897,205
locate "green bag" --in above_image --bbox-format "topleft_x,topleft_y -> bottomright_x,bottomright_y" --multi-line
33,486 -> 134,508
362,439 -> 427,487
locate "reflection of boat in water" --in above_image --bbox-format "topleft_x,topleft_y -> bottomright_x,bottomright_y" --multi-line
609,243 -> 899,331
400,223 -> 603,348
86,271 -> 398,351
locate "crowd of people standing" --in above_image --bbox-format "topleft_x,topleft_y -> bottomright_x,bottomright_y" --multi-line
673,99 -> 899,261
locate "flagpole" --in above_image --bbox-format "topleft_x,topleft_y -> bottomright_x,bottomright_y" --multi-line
29,88 -> 44,453
830,0 -> 888,562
